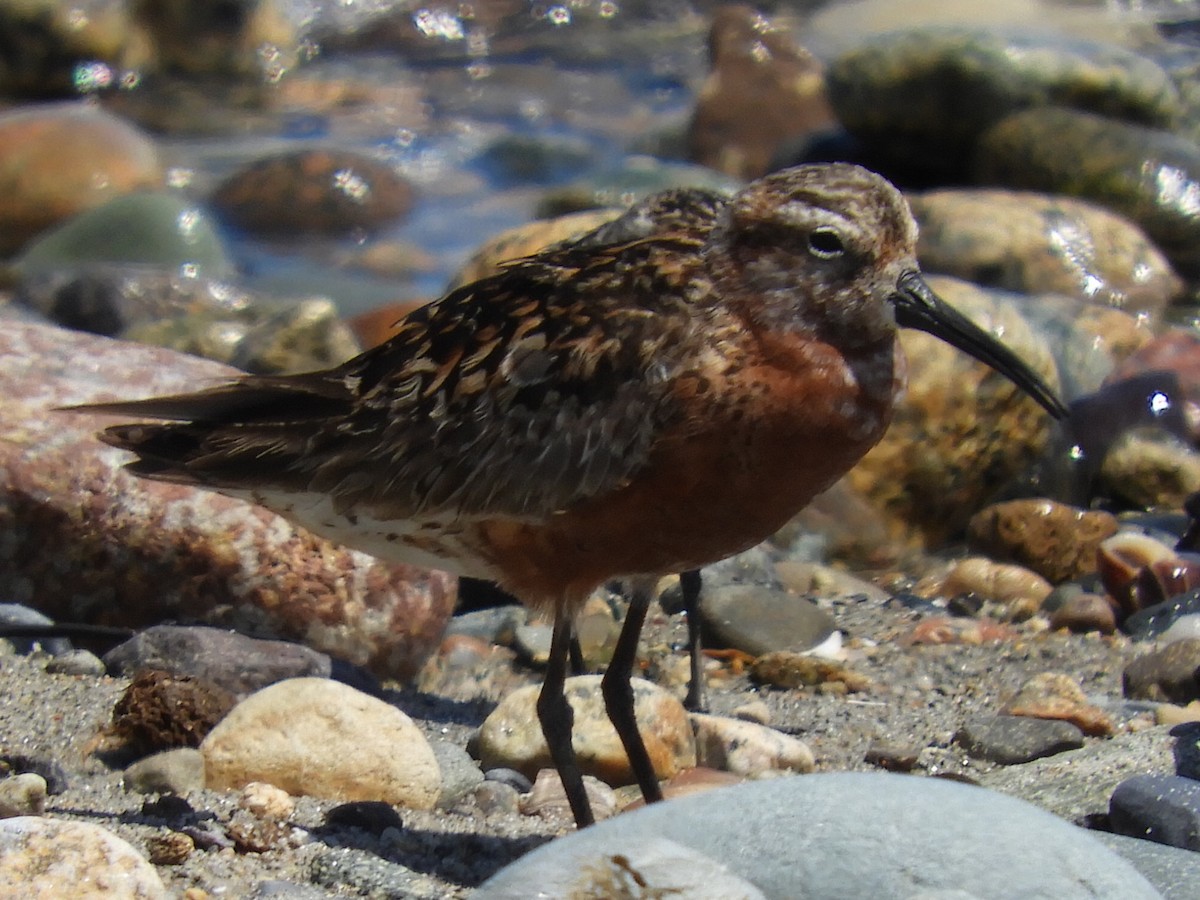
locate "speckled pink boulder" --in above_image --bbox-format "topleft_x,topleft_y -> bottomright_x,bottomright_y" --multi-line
0,320 -> 455,679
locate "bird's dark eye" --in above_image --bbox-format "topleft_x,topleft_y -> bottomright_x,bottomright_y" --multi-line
807,227 -> 845,259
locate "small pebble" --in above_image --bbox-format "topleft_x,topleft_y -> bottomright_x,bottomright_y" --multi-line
238,782 -> 295,820
471,781 -> 521,816
863,742 -> 921,772
123,748 -> 206,795
690,713 -> 815,776
146,831 -> 195,865
956,714 -> 1085,764
44,649 -> 106,676
520,769 -> 617,822
0,774 -> 46,818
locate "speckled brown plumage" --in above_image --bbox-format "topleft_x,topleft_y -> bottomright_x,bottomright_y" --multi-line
78,163 -> 1066,827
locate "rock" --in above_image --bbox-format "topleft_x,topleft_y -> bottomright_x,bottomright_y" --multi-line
806,0 -> 1150,56
44,649 -> 106,676
827,28 -> 1178,180
519,768 -> 618,822
642,767 -> 744,806
104,626 -> 334,698
1001,672 -> 1115,736
1050,592 -> 1119,635
122,748 -> 206,795
110,668 -> 237,756
690,713 -> 815,776
448,210 -> 621,290
749,652 -> 871,693
686,5 -> 834,180
212,149 -> 415,237
476,675 -> 697,786
144,831 -> 193,866
0,774 -> 46,818
1098,531 -> 1200,623
132,0 -> 302,79
846,276 -> 1060,547
938,557 -> 1053,621
1127,590 -> 1200,640
429,740 -> 484,809
979,726 -> 1175,823
974,107 -> 1200,276
477,773 -> 1160,898
475,133 -> 598,186
0,103 -> 162,256
1110,774 -> 1200,851
700,584 -> 837,656
0,604 -> 70,656
536,160 -> 739,220
910,190 -> 1182,314
1124,640 -> 1200,704
0,2 -> 149,97
15,192 -> 232,280
1091,830 -> 1200,900
201,677 -> 440,809
901,615 -> 1017,646
967,499 -> 1119,584
471,780 -> 521,816
1100,429 -> 1200,511
957,714 -> 1085,765
863,741 -> 921,773
17,271 -> 360,374
1109,331 -> 1200,446
0,816 -> 168,898
0,322 -> 455,679
1173,721 -> 1200,781
499,834 -> 769,898
238,781 -> 295,820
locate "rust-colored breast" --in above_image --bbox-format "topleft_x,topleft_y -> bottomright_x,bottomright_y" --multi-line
474,331 -> 902,612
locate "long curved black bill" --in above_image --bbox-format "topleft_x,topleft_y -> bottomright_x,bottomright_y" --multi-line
893,272 -> 1068,420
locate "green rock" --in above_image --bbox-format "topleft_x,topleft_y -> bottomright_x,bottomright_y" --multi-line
16,191 -> 232,278
827,27 -> 1181,177
974,107 -> 1200,275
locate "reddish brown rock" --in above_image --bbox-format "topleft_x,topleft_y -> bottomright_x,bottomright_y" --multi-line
0,103 -> 163,255
110,669 -> 237,757
967,499 -> 1119,584
687,5 -> 835,179
212,149 -> 415,237
1001,672 -> 1115,736
0,321 -> 455,679
1049,592 -> 1118,634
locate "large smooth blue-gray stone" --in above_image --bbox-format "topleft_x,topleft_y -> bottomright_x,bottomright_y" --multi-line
1092,831 -> 1200,900
477,773 -> 1161,899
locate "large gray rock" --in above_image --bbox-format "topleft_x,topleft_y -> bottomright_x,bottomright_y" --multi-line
477,773 -> 1161,899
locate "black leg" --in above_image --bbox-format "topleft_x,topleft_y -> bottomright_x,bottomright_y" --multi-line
680,568 -> 706,712
601,580 -> 664,806
568,632 -> 586,676
537,612 -> 594,827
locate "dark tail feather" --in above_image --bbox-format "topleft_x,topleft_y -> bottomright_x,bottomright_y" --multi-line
62,372 -> 352,425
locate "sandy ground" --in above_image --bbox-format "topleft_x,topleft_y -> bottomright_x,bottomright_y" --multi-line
0,589 -> 1144,898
